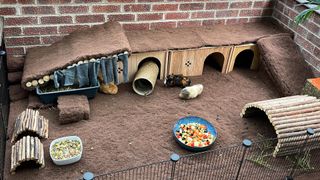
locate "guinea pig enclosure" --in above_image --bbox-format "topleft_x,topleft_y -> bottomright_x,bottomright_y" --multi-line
0,4 -> 319,179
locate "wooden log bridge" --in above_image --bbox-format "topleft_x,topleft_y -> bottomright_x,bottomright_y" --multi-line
240,95 -> 320,157
10,136 -> 45,173
11,109 -> 49,143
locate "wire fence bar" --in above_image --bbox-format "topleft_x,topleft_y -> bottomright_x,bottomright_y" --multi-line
81,130 -> 320,180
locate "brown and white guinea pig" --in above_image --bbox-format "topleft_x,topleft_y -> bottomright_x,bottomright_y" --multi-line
179,84 -> 203,100
164,74 -> 191,88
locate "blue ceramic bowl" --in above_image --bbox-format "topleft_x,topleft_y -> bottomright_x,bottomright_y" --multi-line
173,116 -> 217,152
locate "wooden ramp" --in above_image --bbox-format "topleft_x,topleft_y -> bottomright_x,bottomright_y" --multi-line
241,95 -> 320,157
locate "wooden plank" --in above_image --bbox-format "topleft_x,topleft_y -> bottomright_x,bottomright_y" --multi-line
168,49 -> 196,76
226,43 -> 259,73
31,136 -> 34,160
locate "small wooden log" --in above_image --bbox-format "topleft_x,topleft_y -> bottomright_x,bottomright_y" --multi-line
26,82 -> 32,88
31,80 -> 38,87
38,79 -> 44,85
43,75 -> 50,82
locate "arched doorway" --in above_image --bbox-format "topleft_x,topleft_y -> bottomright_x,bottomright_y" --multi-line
203,52 -> 225,72
234,50 -> 254,69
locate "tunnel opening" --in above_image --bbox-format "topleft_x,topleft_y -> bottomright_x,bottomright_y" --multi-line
204,52 -> 225,72
234,49 -> 254,69
138,57 -> 161,79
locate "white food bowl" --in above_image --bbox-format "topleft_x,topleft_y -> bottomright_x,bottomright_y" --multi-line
49,136 -> 83,165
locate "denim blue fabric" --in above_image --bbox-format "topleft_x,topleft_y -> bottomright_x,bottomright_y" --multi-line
118,53 -> 129,83
76,63 -> 89,87
112,56 -> 119,84
105,57 -> 114,83
54,70 -> 64,89
64,66 -> 76,86
88,61 -> 100,86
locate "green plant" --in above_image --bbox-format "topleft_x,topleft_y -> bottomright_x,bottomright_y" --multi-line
295,0 -> 320,24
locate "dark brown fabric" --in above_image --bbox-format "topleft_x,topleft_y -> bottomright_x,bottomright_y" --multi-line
9,84 -> 29,101
7,56 -> 25,72
126,21 -> 289,53
257,34 -> 313,96
8,71 -> 22,84
27,94 -> 53,109
21,21 -> 131,90
57,95 -> 90,124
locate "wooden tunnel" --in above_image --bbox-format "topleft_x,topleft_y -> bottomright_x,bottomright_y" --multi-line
241,95 -> 320,157
226,43 -> 260,73
125,51 -> 167,83
12,109 -> 49,143
11,136 -> 45,173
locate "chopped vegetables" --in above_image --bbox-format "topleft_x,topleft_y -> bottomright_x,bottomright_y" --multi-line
176,123 -> 215,148
50,139 -> 81,160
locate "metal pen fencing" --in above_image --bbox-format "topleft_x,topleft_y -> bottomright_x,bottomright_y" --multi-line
82,128 -> 320,180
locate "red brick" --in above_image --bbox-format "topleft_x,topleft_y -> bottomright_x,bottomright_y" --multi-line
4,27 -> 22,36
206,2 -> 228,10
177,21 -> 201,28
138,0 -> 164,1
41,16 -> 72,24
74,0 -> 101,2
216,10 -> 238,18
122,23 -> 149,30
6,37 -> 40,46
18,0 -> 35,4
108,0 -> 135,2
1,0 -> 17,4
59,6 -> 88,14
295,35 -> 315,53
261,9 -> 273,16
23,27 -> 58,35
254,1 -> 273,8
59,25 -> 90,34
180,3 -> 204,10
0,8 -> 16,15
191,11 -> 215,19
41,36 -> 64,44
203,19 -> 225,26
230,2 -> 252,9
4,17 -> 37,26
304,22 -> 319,35
274,1 -> 285,12
152,4 -> 178,11
314,47 -> 320,58
92,5 -> 120,13
22,6 -> 55,14
150,22 -> 176,29
108,14 -> 135,21
138,13 -> 163,21
167,0 -> 191,2
165,12 -> 189,20
76,15 -> 105,23
38,0 -> 71,3
124,4 -> 150,12
239,9 -> 262,17
5,47 -> 25,55
307,33 -> 320,47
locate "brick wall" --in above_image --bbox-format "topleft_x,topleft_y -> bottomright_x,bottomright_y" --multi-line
273,0 -> 320,75
0,0 -> 274,58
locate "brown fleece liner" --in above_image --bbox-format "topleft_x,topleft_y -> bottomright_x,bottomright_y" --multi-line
8,71 -> 22,84
9,84 -> 29,101
21,21 -> 131,90
257,34 -> 313,96
126,20 -> 289,53
57,95 -> 90,124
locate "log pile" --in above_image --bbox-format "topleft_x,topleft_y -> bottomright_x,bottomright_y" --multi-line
11,109 -> 49,143
10,136 -> 45,173
241,95 -> 320,157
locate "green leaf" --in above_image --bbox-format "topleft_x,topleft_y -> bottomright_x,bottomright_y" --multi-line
294,6 -> 319,24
